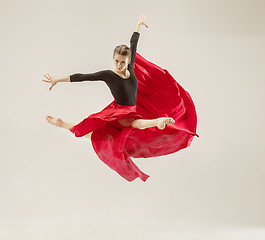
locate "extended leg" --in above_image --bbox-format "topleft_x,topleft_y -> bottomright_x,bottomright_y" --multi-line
130,117 -> 175,130
45,115 -> 92,139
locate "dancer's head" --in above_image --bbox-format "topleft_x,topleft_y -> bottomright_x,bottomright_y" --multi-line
113,45 -> 131,72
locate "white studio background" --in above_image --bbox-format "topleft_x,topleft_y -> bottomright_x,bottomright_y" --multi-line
0,0 -> 265,239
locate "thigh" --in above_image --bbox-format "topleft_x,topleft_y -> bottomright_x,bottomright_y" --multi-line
117,117 -> 135,127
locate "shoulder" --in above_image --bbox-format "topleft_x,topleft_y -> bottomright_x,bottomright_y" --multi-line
97,69 -> 113,76
106,69 -> 115,75
99,69 -> 111,74
94,69 -> 113,82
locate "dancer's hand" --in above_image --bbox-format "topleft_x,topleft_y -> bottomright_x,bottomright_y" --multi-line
42,73 -> 57,91
137,14 -> 148,28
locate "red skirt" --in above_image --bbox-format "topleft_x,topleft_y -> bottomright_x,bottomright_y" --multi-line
69,52 -> 199,182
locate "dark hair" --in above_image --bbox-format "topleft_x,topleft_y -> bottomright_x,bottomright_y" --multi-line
113,44 -> 132,59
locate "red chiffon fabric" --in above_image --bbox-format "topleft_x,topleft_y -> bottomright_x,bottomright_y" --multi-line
69,52 -> 199,182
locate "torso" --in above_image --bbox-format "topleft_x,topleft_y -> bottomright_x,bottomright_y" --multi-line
69,31 -> 140,106
103,65 -> 137,106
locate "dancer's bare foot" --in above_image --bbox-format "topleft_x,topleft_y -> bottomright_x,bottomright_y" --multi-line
45,115 -> 64,128
156,117 -> 175,130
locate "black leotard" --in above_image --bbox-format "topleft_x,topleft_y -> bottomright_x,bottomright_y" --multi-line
69,32 -> 140,106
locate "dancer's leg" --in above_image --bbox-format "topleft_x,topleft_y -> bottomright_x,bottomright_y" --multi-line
120,117 -> 175,130
45,115 -> 92,139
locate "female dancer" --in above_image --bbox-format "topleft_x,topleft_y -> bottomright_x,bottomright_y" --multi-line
42,14 -> 199,182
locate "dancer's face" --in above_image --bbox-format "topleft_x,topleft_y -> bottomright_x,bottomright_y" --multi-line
113,54 -> 131,72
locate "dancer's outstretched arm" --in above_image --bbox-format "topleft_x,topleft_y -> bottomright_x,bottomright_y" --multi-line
42,70 -> 109,91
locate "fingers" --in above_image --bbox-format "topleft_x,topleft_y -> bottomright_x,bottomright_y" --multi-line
139,13 -> 146,21
42,74 -> 56,91
44,74 -> 51,80
141,13 -> 146,20
138,14 -> 148,28
49,83 -> 56,91
50,84 -> 55,91
43,74 -> 53,84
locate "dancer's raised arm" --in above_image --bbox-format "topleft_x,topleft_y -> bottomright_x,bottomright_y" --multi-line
130,14 -> 148,67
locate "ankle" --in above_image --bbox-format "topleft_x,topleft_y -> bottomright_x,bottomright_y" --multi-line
61,122 -> 72,130
154,118 -> 159,127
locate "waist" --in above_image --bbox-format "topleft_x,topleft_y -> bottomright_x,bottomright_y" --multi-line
114,101 -> 136,109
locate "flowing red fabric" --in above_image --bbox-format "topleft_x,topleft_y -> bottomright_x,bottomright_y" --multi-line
69,52 -> 199,182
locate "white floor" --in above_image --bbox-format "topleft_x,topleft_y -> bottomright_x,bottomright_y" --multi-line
1,223 -> 265,240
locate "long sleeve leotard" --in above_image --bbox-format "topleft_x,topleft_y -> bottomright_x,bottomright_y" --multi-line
69,32 -> 140,106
